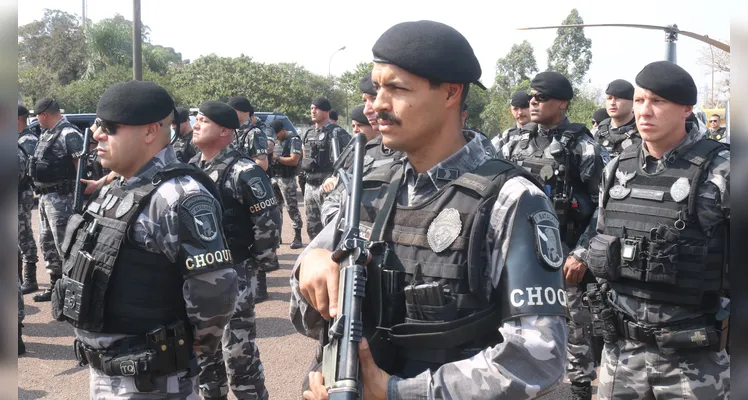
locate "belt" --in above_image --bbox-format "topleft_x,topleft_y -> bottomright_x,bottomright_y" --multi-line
36,182 -> 74,195
616,314 -> 658,344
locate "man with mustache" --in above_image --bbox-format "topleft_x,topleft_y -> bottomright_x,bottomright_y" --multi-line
492,90 -> 531,152
587,61 -> 730,399
291,20 -> 567,400
503,71 -> 609,400
595,79 -> 641,157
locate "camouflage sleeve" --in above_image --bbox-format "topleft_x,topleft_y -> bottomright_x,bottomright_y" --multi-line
252,128 -> 269,156
321,183 -> 345,225
18,148 -> 27,181
697,148 -> 730,233
574,136 -> 609,204
289,218 -> 340,338
62,128 -> 84,157
232,161 -> 281,266
290,136 -> 303,154
389,176 -> 567,398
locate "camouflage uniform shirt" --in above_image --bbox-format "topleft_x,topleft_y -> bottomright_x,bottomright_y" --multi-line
290,133 -> 568,399
238,120 -> 269,158
33,116 -> 83,188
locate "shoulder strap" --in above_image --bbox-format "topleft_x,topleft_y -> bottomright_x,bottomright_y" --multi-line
216,151 -> 245,193
363,160 -> 401,184
449,159 -> 521,199
683,139 -> 727,220
153,162 -> 224,211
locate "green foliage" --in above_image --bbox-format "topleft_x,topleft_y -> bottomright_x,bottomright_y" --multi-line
546,9 -> 593,86
495,41 -> 538,94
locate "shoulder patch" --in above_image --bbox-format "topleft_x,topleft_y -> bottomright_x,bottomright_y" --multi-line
248,176 -> 269,199
180,193 -> 220,243
530,211 -> 563,270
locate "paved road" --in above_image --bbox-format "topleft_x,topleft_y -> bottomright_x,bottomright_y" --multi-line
19,190 -> 598,399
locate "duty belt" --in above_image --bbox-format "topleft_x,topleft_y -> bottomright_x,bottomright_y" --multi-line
36,182 -> 74,195
615,312 -> 657,344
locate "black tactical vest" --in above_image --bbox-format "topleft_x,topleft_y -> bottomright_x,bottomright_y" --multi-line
355,159 -> 537,378
301,124 -> 338,177
362,136 -> 403,173
200,150 -> 254,262
30,121 -> 78,184
596,118 -> 641,157
276,134 -> 301,178
594,139 -> 727,307
54,164 -> 218,335
509,122 -> 594,246
173,132 -> 196,163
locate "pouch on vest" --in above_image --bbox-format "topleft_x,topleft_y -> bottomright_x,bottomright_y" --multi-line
619,236 -> 646,281
301,157 -> 317,173
403,280 -> 459,324
644,225 -> 682,285
586,234 -> 621,281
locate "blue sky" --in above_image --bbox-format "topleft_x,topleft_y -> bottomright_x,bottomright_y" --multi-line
19,0 -> 732,107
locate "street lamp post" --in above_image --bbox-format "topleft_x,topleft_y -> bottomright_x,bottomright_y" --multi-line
133,0 -> 142,80
328,46 -> 346,77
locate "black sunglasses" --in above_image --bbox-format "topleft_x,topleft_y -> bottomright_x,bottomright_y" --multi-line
95,118 -> 119,135
528,92 -> 551,103
709,120 -> 720,123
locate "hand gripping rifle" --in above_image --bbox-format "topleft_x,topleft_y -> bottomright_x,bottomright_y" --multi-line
322,132 -> 368,399
73,127 -> 93,214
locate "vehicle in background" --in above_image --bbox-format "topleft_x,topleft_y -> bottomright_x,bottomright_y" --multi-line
28,113 -> 97,136
254,112 -> 298,136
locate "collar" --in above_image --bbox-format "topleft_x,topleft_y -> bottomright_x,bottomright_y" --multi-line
641,124 -> 702,165
125,146 -> 178,189
537,117 -> 571,137
199,144 -> 236,169
403,131 -> 488,191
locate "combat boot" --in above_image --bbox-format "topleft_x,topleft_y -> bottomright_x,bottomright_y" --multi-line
18,323 -> 25,356
255,268 -> 269,303
570,382 -> 591,400
290,228 -> 303,249
21,263 -> 39,294
33,274 -> 60,302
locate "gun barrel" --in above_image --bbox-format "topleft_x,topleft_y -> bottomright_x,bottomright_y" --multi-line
73,128 -> 92,213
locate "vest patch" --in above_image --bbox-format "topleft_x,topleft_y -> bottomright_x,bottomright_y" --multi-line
670,177 -> 690,203
510,287 -> 568,307
426,208 -> 462,253
531,211 -> 563,270
249,176 -> 268,199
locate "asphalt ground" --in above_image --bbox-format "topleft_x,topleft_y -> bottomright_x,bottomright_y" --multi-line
18,189 -> 598,399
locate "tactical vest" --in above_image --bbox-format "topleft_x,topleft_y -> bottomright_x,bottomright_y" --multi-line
355,159 -> 537,378
301,124 -> 338,178
54,164 -> 218,334
30,121 -> 78,184
200,150 -> 254,262
276,135 -> 301,178
592,139 -> 727,307
18,129 -> 38,157
362,136 -> 403,173
509,122 -> 594,246
596,119 -> 641,157
173,132 -> 195,163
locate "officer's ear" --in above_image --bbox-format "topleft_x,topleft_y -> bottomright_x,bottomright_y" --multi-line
559,100 -> 569,112
444,82 -> 463,109
683,105 -> 694,120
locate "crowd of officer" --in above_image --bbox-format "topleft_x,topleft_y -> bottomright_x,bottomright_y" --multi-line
17,17 -> 729,400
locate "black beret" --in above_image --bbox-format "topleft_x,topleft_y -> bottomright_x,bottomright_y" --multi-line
510,91 -> 530,108
312,97 -> 332,112
593,108 -> 609,124
359,72 -> 376,95
174,107 -> 190,124
605,79 -> 634,100
269,119 -> 285,133
34,98 -> 60,114
18,104 -> 29,117
531,72 -> 573,101
635,61 -> 697,105
350,105 -> 370,125
198,101 -> 240,129
97,81 -> 174,125
372,20 -> 486,90
227,96 -> 253,112
329,110 -> 339,120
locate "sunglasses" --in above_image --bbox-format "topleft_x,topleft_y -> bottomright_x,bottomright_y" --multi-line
95,118 -> 163,135
528,92 -> 551,103
709,120 -> 720,123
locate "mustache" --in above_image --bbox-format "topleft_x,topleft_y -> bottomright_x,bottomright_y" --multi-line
376,112 -> 402,125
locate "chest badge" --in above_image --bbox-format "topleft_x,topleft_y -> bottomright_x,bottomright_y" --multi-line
209,170 -> 220,182
318,132 -> 326,141
539,165 -> 555,182
602,139 -> 610,147
427,208 -> 462,253
670,177 -> 690,203
531,211 -> 563,270
609,170 -> 636,200
621,138 -> 633,149
115,192 -> 135,218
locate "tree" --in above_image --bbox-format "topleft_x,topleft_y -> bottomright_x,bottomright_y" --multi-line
697,42 -> 730,108
18,9 -> 87,85
337,62 -> 374,127
546,9 -> 592,87
495,41 -> 538,94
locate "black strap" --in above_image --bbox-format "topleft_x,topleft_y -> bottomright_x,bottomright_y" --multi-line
369,165 -> 404,242
387,306 -> 501,349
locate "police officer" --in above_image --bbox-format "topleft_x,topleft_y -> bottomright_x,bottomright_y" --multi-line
492,90 -> 530,152
50,80 -> 239,399
595,79 -> 641,157
502,71 -> 608,400
171,107 -> 197,163
228,96 -> 270,171
18,104 -> 40,294
292,20 -> 568,399
300,97 -> 351,240
585,61 -> 730,399
706,114 -> 727,141
462,103 -> 501,159
189,101 -> 279,399
591,108 -> 609,135
28,97 -> 83,302
269,119 -> 304,249
328,110 -> 339,125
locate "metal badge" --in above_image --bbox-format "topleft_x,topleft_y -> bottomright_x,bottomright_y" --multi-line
209,170 -> 219,182
603,139 -> 610,147
670,177 -> 690,203
427,208 -> 462,253
194,211 -> 219,241
317,132 -> 326,141
609,170 -> 636,200
114,192 -> 135,218
249,177 -> 268,199
621,138 -> 633,149
531,211 -> 563,270
103,194 -> 117,211
630,188 -> 665,201
539,165 -> 555,182
98,184 -> 111,200
363,155 -> 374,168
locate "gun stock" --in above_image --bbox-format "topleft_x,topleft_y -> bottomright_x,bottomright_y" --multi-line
73,128 -> 92,214
322,133 -> 368,400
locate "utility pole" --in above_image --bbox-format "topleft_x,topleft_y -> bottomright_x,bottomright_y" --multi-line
133,0 -> 143,80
